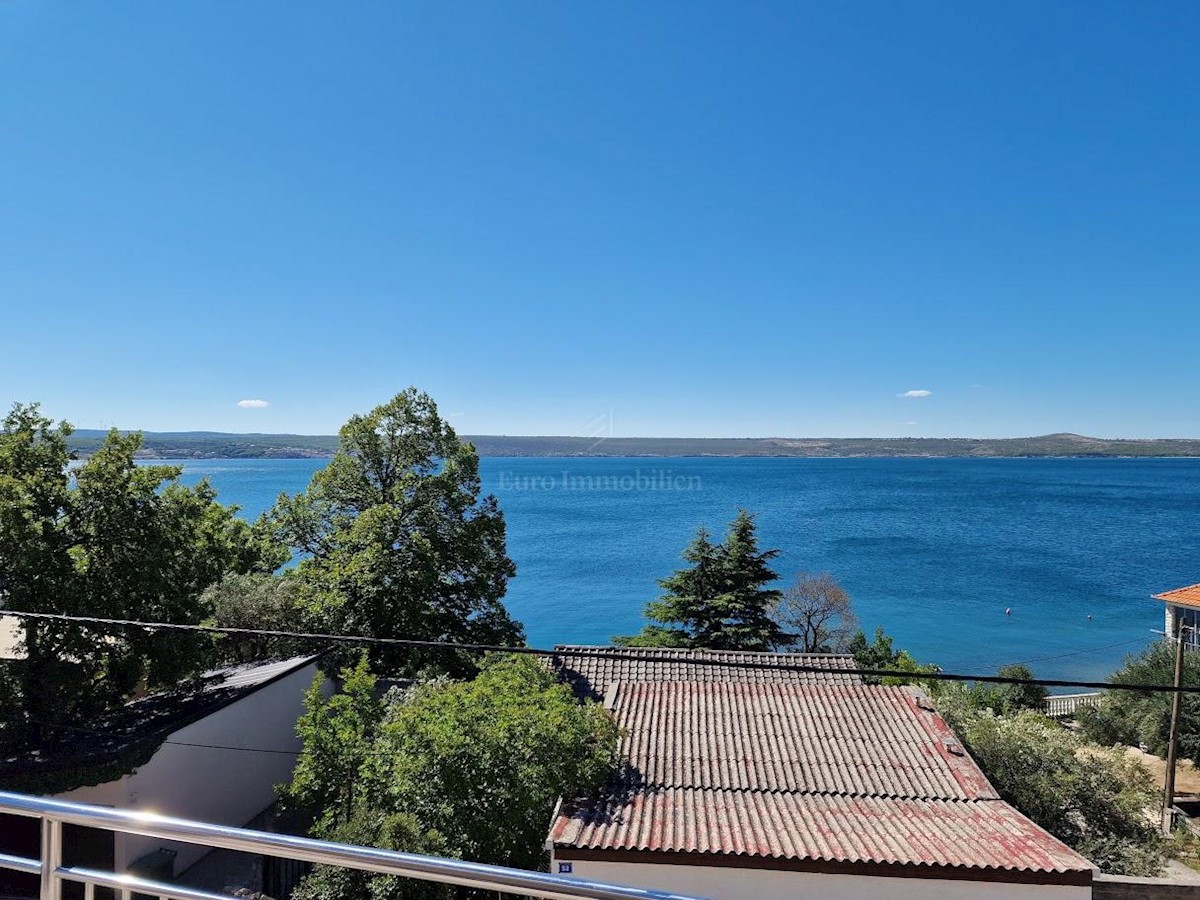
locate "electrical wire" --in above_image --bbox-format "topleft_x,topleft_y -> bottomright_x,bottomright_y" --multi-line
2,609 -> 1195,695
984,636 -> 1152,671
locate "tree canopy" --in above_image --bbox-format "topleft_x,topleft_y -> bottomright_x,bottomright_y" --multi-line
772,572 -> 858,653
1079,640 -> 1200,767
939,698 -> 1167,876
282,654 -> 619,900
0,403 -> 275,749
268,389 -> 522,675
614,510 -> 787,650
847,626 -> 936,684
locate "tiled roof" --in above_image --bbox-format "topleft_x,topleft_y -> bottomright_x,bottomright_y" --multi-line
1154,583 -> 1200,608
551,789 -> 1089,876
612,682 -> 995,800
550,680 -> 1093,879
549,645 -> 861,700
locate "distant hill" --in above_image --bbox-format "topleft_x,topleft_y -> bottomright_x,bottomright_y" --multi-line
66,430 -> 1200,459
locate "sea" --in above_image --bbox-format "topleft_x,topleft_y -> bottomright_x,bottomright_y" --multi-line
155,456 -> 1200,684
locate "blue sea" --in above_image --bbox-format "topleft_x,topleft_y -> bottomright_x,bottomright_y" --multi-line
159,457 -> 1200,683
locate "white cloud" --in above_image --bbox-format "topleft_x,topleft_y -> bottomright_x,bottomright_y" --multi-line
905,421 -> 918,426
237,399 -> 270,409
898,389 -> 932,399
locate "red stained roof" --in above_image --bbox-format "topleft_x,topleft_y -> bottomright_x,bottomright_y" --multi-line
549,645 -> 861,700
549,680 -> 1092,879
1154,583 -> 1200,608
551,789 -> 1090,876
612,682 -> 996,801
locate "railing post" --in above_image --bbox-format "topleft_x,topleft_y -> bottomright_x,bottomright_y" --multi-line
40,818 -> 63,900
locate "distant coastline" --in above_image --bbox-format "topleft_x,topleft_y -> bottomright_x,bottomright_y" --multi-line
66,430 -> 1200,460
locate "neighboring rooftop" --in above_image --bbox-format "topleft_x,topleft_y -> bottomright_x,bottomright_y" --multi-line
549,680 -> 1093,884
0,655 -> 318,792
1154,583 -> 1200,608
548,645 -> 861,700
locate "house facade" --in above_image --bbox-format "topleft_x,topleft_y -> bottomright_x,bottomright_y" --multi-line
1154,583 -> 1200,647
0,656 -> 329,890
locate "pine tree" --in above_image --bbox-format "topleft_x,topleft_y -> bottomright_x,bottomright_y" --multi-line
615,510 -> 786,650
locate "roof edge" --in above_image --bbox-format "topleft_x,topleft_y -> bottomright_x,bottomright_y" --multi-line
551,847 -> 1093,885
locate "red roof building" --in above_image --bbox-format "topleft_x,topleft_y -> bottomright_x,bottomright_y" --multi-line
549,679 -> 1093,899
1153,583 -> 1200,647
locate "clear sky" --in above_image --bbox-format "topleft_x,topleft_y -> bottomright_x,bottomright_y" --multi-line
2,1 -> 1197,438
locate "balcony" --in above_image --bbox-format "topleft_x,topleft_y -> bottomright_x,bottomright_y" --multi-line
0,791 -> 701,900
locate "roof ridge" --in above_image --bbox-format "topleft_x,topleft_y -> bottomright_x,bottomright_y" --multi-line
620,783 -> 1002,802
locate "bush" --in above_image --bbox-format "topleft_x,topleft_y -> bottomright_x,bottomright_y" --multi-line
1078,641 -> 1200,766
951,707 -> 1167,875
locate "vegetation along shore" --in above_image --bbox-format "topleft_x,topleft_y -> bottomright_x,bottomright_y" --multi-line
66,430 -> 1200,460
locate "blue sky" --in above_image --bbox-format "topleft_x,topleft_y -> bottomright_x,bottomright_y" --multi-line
2,1 -> 1197,438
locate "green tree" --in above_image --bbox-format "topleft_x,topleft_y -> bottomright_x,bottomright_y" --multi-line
268,390 -> 521,675
615,510 -> 787,650
968,663 -> 1049,714
202,573 -> 306,664
284,655 -> 618,900
1078,640 -> 1200,766
0,403 -> 273,749
848,626 -> 936,685
946,706 -> 1167,875
280,656 -> 385,832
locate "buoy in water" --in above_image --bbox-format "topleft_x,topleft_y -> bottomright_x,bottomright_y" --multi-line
1005,608 -> 1011,616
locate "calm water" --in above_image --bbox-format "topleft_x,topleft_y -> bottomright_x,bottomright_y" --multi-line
160,457 -> 1200,683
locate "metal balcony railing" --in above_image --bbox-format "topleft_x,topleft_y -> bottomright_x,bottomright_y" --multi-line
0,792 -> 703,900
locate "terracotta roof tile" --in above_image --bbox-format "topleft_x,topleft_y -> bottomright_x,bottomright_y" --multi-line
549,646 -> 861,700
1154,583 -> 1200,608
610,682 -> 996,800
549,680 -> 1093,877
551,789 -> 1089,875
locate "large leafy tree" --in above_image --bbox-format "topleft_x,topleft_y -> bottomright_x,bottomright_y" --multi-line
615,510 -> 787,650
0,403 -> 274,749
1079,640 -> 1200,766
269,389 -> 521,675
283,655 -> 618,900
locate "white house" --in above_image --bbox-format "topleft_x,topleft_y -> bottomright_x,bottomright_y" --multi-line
0,656 -> 329,890
1154,583 -> 1200,647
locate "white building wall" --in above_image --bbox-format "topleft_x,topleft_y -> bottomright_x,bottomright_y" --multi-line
57,661 -> 331,875
0,615 -> 23,660
556,859 -> 1091,900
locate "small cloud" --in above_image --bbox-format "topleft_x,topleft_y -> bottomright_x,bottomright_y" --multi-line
898,389 -> 932,399
237,399 -> 270,409
905,421 -> 918,426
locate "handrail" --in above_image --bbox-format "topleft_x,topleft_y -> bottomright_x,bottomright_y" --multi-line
0,791 -> 703,900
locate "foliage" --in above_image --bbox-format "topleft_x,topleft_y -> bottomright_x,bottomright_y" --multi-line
284,655 -> 619,900
202,573 -> 307,664
290,809 -> 454,900
1078,640 -> 1200,767
614,510 -> 787,650
268,389 -> 521,676
944,705 -> 1168,876
279,656 -> 384,832
0,403 -> 275,750
772,572 -> 858,653
848,627 -> 936,685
